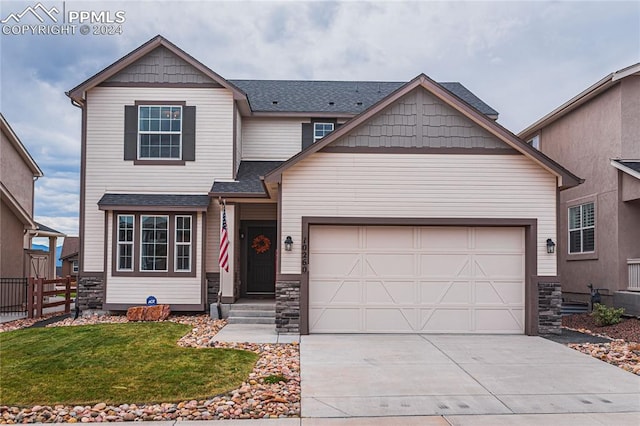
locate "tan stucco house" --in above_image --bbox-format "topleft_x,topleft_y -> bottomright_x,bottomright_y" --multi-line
520,63 -> 640,315
1,114 -> 64,282
68,36 -> 581,335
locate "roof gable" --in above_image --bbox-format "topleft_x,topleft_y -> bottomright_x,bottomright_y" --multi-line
104,46 -> 220,86
264,74 -> 582,189
328,87 -> 513,152
67,35 -> 247,106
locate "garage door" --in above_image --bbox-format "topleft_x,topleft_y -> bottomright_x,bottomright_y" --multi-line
308,226 -> 525,334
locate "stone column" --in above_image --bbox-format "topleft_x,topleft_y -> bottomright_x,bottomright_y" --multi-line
538,281 -> 562,335
276,279 -> 301,333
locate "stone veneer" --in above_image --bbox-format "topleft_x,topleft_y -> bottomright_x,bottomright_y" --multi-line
77,275 -> 104,311
538,281 -> 562,335
275,280 -> 300,333
206,273 -> 221,306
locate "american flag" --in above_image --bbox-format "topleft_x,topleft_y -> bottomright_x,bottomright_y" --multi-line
219,202 -> 229,272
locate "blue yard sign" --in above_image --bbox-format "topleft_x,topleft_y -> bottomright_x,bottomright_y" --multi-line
146,296 -> 157,306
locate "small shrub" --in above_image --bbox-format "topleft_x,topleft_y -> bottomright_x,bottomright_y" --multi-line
263,374 -> 287,384
591,303 -> 625,326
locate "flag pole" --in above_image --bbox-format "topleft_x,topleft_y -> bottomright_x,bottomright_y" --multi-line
216,198 -> 226,320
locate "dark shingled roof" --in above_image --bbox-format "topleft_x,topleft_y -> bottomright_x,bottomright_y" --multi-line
618,160 -> 640,174
35,222 -> 64,235
229,80 -> 499,117
210,161 -> 283,196
98,194 -> 210,208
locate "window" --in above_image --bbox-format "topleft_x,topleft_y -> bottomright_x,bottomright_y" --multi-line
117,215 -> 134,271
528,135 -> 540,150
569,202 -> 595,253
140,215 -> 169,271
175,216 -> 191,272
72,260 -> 79,274
314,122 -> 334,141
138,105 -> 182,159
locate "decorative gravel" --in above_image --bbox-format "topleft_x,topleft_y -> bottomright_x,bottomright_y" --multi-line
0,314 -> 300,422
562,313 -> 640,376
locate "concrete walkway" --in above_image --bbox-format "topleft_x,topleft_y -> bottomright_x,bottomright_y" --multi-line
301,334 -> 640,418
212,323 -> 300,344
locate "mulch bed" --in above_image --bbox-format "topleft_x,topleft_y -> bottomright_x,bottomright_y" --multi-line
562,313 -> 640,342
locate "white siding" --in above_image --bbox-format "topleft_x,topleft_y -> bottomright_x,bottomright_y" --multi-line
241,118 -> 304,160
280,153 -> 557,276
83,87 -> 233,271
205,202 -> 221,272
105,211 -> 203,304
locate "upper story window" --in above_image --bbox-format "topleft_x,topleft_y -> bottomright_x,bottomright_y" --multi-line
72,260 -> 79,274
527,135 -> 540,150
314,122 -> 334,142
569,202 -> 595,253
138,106 -> 182,159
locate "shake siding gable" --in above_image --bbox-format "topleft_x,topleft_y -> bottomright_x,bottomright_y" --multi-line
333,88 -> 510,150
83,86 -> 234,272
241,117 -> 306,160
280,153 -> 557,276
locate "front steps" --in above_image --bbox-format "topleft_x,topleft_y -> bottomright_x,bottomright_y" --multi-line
221,299 -> 275,325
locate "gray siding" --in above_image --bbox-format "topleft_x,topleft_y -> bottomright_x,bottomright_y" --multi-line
105,47 -> 221,85
333,88 -> 511,150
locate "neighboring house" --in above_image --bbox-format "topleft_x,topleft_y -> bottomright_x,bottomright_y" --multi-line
60,236 -> 79,279
1,114 -> 64,281
67,35 -> 580,335
519,63 -> 640,315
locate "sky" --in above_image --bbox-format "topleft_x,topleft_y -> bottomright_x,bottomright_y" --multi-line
1,0 -> 639,244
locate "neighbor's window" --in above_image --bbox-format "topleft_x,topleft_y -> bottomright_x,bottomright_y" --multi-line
138,105 -> 182,159
569,202 -> 595,253
117,214 -> 134,271
314,122 -> 334,141
528,135 -> 540,150
72,260 -> 79,274
140,215 -> 168,271
175,215 -> 192,272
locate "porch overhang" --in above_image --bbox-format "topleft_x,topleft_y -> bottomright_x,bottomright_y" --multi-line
97,193 -> 210,212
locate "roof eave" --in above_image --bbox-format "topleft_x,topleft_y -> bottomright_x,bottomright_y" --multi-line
0,114 -> 43,177
519,63 -> 640,140
611,159 -> 640,180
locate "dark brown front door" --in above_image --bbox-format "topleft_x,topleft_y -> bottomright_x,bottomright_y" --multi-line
246,225 -> 276,294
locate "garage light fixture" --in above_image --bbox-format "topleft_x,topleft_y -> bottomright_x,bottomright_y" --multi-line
546,238 -> 556,254
284,236 -> 294,251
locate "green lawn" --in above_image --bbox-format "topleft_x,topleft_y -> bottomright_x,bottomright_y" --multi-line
0,322 -> 259,407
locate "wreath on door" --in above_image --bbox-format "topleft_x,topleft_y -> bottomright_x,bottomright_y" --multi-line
251,235 -> 271,254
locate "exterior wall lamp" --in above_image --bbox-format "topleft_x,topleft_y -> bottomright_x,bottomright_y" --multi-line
546,238 -> 556,254
284,236 -> 294,251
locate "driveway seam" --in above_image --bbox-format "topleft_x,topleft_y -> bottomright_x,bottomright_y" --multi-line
418,334 -> 515,415
303,397 -> 352,417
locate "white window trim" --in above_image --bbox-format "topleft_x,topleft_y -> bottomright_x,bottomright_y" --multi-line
137,105 -> 183,160
117,214 -> 134,272
174,215 -> 192,273
313,122 -> 335,142
568,202 -> 595,254
140,214 -> 169,272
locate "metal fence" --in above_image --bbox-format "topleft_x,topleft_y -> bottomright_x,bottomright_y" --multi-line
0,278 -> 28,315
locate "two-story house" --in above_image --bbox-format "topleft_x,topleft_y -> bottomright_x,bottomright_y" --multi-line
1,114 -> 64,285
67,35 -> 581,335
519,63 -> 640,315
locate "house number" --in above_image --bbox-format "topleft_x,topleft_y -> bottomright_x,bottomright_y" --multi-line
301,236 -> 308,273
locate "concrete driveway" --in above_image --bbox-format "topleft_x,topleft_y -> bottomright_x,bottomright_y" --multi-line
301,334 -> 640,418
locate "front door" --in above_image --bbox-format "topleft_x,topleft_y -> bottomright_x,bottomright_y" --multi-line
245,224 -> 276,294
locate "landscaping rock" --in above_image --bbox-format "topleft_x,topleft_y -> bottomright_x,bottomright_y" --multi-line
0,314 -> 300,423
125,306 -> 145,321
125,305 -> 171,321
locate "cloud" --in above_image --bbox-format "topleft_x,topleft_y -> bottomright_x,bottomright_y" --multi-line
2,0 -> 639,241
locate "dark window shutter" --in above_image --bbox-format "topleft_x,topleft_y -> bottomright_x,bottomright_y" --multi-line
336,123 -> 343,129
182,106 -> 196,161
124,106 -> 138,160
302,123 -> 313,150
